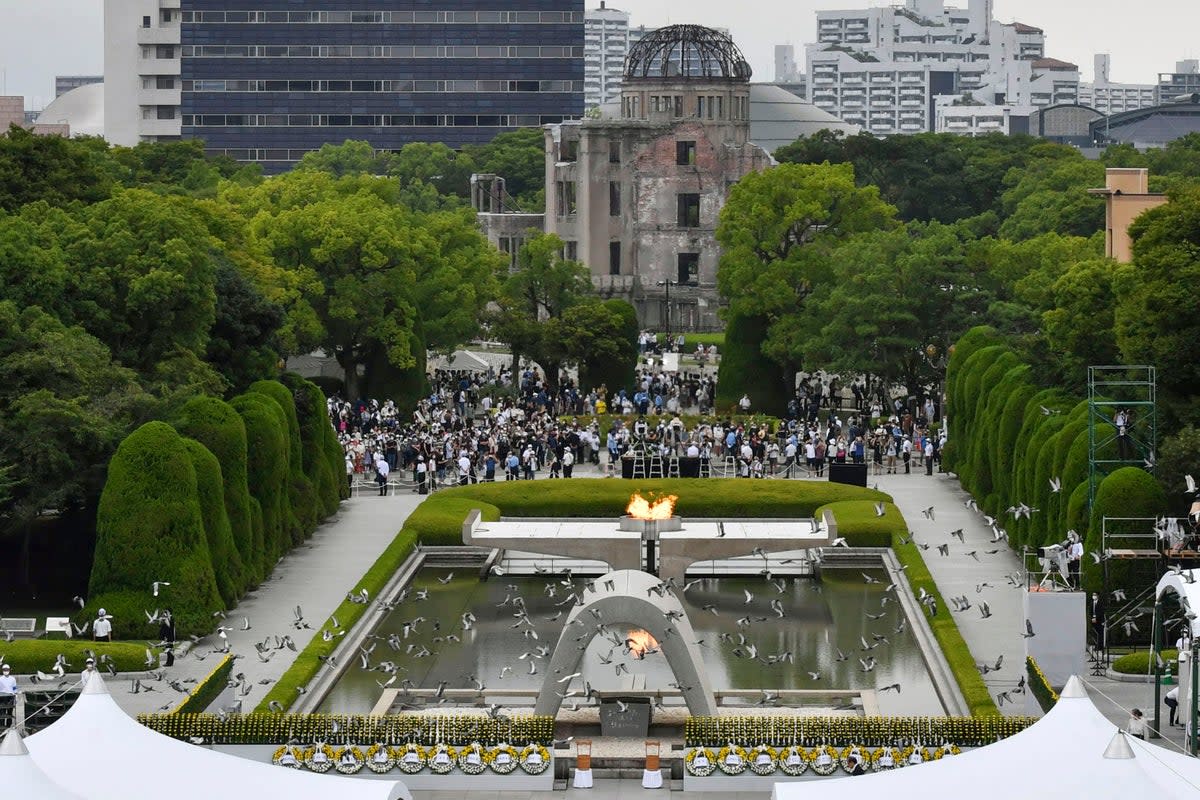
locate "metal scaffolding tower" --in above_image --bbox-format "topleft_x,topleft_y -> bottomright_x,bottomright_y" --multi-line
1088,366 -> 1156,507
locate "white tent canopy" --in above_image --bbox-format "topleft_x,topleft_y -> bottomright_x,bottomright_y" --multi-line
1,727 -> 86,800
26,673 -> 411,800
1156,567 -> 1200,638
773,676 -> 1200,800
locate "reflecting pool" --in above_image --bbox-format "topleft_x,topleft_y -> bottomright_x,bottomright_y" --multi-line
319,568 -> 942,716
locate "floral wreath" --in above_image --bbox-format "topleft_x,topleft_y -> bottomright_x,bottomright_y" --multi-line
458,742 -> 488,775
839,745 -> 869,774
365,743 -> 396,774
716,743 -> 748,775
749,744 -> 778,776
396,742 -> 426,774
271,745 -> 304,769
684,747 -> 717,777
334,746 -> 366,775
489,743 -> 519,774
428,743 -> 458,774
777,745 -> 809,776
519,743 -> 552,774
870,745 -> 901,772
303,743 -> 336,773
904,745 -> 925,766
932,742 -> 962,760
809,744 -> 840,776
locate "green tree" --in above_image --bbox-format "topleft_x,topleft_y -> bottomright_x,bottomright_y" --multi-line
295,140 -> 392,177
466,128 -> 546,209
998,157 -> 1105,241
798,221 -> 993,398
493,231 -> 593,393
388,141 -> 475,199
576,299 -> 639,394
1113,188 -> 1200,426
0,125 -> 116,211
716,162 -> 897,376
1041,259 -> 1120,386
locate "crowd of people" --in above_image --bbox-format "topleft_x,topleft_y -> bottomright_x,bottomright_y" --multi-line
328,351 -> 945,493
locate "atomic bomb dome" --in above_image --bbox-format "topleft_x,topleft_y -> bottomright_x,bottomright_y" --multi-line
623,25 -> 753,82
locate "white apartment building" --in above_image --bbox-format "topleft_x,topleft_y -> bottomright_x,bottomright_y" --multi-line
935,99 -> 1011,135
805,0 -> 1078,135
1158,59 -> 1200,104
104,0 -> 183,146
584,3 -> 649,110
1078,55 -> 1157,116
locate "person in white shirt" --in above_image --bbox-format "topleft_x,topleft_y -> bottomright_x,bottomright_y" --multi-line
1166,686 -> 1181,726
375,457 -> 390,496
93,609 -> 112,642
561,448 -> 575,479
458,454 -> 472,485
1068,539 -> 1084,588
1127,708 -> 1147,739
0,663 -> 17,695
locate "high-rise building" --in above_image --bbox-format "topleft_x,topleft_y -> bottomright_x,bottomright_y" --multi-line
774,45 -> 800,82
105,1 -> 584,172
103,0 -> 184,146
1077,55 -> 1157,116
1158,59 -> 1200,104
805,0 -> 1078,136
55,76 -> 105,99
584,3 -> 649,110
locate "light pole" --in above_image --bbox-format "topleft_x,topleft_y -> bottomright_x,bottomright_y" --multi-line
656,278 -> 677,347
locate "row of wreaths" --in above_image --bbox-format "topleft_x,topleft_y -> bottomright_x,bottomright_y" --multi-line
272,742 -> 552,775
686,743 -> 963,776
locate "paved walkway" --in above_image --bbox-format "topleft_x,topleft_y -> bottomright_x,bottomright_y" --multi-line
873,469 -> 1028,715
111,494 -> 424,716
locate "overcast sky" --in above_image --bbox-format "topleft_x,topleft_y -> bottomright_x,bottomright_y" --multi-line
2,1 -> 1197,110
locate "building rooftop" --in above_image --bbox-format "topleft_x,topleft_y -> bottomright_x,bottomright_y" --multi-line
1032,57 -> 1079,71
1008,22 -> 1044,34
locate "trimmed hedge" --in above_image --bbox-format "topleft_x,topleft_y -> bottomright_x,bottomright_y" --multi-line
173,654 -> 234,714
92,378 -> 346,639
815,500 -> 903,548
175,396 -> 259,587
256,529 -> 420,713
230,392 -> 290,567
947,327 -> 1168,569
715,313 -> 788,416
1111,649 -> 1179,675
0,640 -> 157,674
1083,467 -> 1168,593
281,373 -> 342,518
183,438 -> 243,606
251,379 -> 318,543
88,421 -> 223,638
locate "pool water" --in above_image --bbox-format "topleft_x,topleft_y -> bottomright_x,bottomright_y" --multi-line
318,568 -> 943,716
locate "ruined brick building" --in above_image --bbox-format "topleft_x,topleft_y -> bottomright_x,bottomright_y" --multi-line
543,25 -> 773,332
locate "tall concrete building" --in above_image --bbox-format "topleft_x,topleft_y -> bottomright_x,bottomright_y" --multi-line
1077,55 -> 1157,116
805,0 -> 1078,136
584,3 -> 649,110
1159,59 -> 1200,104
544,25 -> 772,331
103,0 -> 184,146
105,0 -> 584,172
774,45 -> 800,82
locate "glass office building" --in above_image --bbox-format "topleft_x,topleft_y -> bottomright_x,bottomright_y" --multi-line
178,1 -> 584,172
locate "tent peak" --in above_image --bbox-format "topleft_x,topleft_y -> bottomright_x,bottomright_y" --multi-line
0,727 -> 29,756
1060,675 -> 1088,698
1103,730 -> 1135,759
81,670 -> 110,695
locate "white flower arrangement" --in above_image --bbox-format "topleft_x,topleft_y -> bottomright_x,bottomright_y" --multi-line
777,746 -> 809,776
685,747 -> 717,777
519,743 -> 551,774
